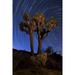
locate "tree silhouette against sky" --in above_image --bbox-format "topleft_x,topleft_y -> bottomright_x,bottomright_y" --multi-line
19,12 -> 57,55
19,13 -> 36,55
33,13 -> 57,54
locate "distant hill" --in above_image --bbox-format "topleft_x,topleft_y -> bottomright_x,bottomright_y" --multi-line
13,49 -> 62,75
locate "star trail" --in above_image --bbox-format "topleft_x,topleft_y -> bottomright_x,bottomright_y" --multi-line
13,0 -> 62,54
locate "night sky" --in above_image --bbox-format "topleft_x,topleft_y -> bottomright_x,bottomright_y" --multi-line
13,0 -> 62,54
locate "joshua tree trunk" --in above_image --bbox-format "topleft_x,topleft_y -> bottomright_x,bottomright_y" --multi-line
29,29 -> 34,55
38,26 -> 42,54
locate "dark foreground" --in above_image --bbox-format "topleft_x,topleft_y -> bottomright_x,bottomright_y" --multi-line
13,49 -> 62,75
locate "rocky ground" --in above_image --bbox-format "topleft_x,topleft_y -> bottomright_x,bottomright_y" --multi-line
13,49 -> 62,75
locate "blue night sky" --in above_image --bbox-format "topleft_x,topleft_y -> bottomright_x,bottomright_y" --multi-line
13,0 -> 62,54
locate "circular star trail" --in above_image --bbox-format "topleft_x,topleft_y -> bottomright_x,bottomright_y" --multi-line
13,0 -> 62,54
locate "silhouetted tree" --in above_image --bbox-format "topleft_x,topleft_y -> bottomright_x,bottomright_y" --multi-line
19,12 -> 57,55
33,13 -> 45,54
33,13 -> 57,54
19,13 -> 36,55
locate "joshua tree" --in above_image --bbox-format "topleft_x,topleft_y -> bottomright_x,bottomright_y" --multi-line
33,13 -> 57,54
19,13 -> 36,55
33,13 -> 45,54
19,12 -> 57,55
